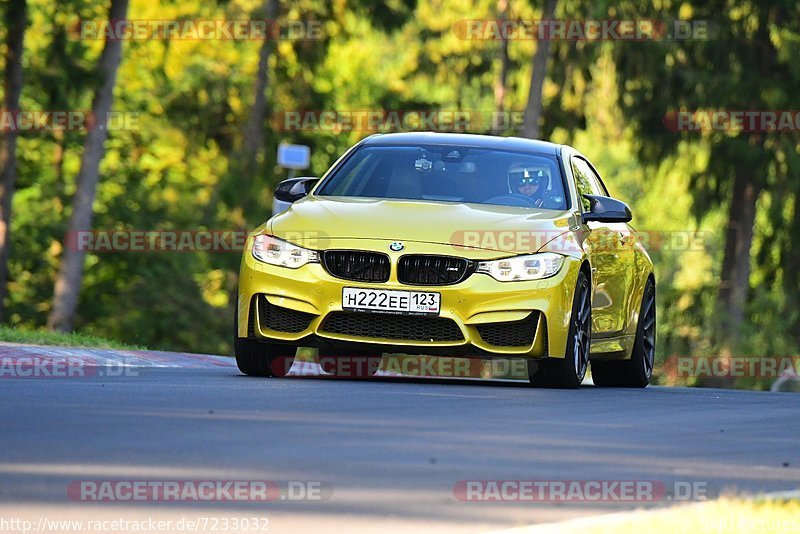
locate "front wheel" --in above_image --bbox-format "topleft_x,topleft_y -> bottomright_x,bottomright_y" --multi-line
592,278 -> 655,388
235,337 -> 296,377
234,300 -> 296,377
528,270 -> 591,389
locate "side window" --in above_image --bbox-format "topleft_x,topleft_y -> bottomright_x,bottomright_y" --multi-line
571,158 -> 597,212
579,158 -> 610,196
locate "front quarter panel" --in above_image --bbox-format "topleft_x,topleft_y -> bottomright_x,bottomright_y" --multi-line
555,146 -> 654,358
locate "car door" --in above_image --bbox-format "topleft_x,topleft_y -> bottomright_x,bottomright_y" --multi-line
572,156 -> 635,336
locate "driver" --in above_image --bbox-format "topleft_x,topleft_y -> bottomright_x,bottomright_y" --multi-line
507,164 -> 550,207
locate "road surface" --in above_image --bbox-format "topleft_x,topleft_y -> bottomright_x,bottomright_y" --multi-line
0,344 -> 798,533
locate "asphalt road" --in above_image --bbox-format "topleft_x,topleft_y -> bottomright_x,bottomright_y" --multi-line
1,345 -> 799,533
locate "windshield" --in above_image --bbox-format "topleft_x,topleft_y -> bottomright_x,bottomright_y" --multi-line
315,144 -> 568,210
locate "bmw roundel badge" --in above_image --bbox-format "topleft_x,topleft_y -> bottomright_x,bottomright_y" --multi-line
389,242 -> 405,252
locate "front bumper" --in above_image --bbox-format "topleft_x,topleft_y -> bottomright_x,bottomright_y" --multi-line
237,238 -> 581,359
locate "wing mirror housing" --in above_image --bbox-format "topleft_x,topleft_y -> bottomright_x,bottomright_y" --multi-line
581,194 -> 633,223
274,177 -> 319,203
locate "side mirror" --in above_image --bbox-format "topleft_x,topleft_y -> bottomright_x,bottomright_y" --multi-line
274,177 -> 319,203
581,194 -> 632,223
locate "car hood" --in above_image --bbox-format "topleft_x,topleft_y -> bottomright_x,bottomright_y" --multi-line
269,196 -> 576,254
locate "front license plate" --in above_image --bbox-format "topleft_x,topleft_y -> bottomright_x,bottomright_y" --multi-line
342,288 -> 440,315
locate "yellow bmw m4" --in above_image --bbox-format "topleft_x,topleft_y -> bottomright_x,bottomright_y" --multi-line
235,132 -> 655,388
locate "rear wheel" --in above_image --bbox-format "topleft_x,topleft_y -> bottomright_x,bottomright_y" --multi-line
592,278 -> 655,388
528,270 -> 591,389
234,300 -> 296,377
318,348 -> 382,378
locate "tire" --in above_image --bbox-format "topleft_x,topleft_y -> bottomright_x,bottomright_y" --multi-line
234,299 -> 296,377
528,270 -> 591,389
591,278 -> 655,388
318,348 -> 382,378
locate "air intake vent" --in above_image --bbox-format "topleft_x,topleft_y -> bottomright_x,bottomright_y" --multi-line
257,295 -> 315,333
320,312 -> 464,342
476,312 -> 539,347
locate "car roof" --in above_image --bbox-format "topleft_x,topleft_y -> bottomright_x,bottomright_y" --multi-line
360,132 -> 563,155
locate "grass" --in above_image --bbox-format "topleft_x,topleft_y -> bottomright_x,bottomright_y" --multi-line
545,496 -> 800,533
0,326 -> 144,350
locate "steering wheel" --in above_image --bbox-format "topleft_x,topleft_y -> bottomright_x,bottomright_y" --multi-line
484,194 -> 541,208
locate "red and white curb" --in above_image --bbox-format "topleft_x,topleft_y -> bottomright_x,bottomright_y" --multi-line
0,342 -> 236,370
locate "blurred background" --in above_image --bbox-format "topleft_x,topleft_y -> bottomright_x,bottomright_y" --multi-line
1,0 -> 798,388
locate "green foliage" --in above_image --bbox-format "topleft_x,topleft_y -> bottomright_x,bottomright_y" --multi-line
0,0 -> 797,383
611,0 -> 800,366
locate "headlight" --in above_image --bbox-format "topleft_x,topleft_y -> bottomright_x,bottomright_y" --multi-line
252,234 -> 319,268
476,252 -> 564,282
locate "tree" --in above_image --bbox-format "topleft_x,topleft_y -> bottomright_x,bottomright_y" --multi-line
203,0 -> 279,227
0,0 -> 28,322
48,0 -> 130,332
241,0 -> 279,178
492,0 -> 510,134
522,0 -> 557,138
613,0 -> 800,347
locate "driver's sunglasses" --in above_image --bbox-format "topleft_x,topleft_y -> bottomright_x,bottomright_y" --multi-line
514,176 -> 542,186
